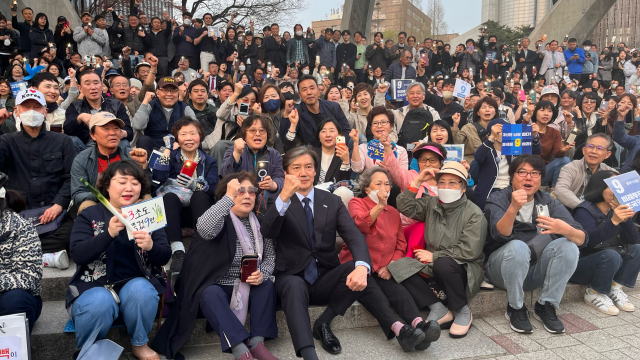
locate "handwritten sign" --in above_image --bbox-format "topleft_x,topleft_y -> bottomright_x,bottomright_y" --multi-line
442,144 -> 464,163
0,335 -> 21,359
605,171 -> 640,212
367,139 -> 385,162
501,123 -> 533,156
0,313 -> 29,360
9,81 -> 26,98
391,79 -> 414,101
453,79 -> 471,99
121,196 -> 167,240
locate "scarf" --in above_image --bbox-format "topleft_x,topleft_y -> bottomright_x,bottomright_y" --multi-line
584,112 -> 597,136
229,211 -> 263,324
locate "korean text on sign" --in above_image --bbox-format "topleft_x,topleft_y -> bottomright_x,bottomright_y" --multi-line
121,196 -> 168,240
604,171 -> 640,212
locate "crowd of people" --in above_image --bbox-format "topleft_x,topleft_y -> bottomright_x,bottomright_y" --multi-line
1,1 -> 640,360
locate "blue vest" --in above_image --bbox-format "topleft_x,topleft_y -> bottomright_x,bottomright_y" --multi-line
146,98 -> 188,148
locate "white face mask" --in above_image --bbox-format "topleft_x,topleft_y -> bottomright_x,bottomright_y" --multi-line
18,110 -> 45,128
183,18 -> 191,26
438,188 -> 463,203
3,39 -> 9,46
296,31 -> 303,37
367,189 -> 380,204
584,46 -> 591,51
302,69 -> 309,75
239,65 -> 246,71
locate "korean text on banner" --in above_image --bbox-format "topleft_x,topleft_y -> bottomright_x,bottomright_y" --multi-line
501,123 -> 533,156
453,79 -> 471,99
367,139 -> 385,161
391,79 -> 414,101
121,196 -> 168,240
604,171 -> 640,212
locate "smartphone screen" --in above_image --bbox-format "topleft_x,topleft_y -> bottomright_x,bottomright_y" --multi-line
239,103 -> 250,116
406,143 -> 416,151
50,124 -> 63,133
257,161 -> 269,181
180,160 -> 197,178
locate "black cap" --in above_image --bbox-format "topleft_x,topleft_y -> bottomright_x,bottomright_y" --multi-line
57,16 -> 67,23
245,30 -> 253,36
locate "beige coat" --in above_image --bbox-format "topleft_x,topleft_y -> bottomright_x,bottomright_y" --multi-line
555,158 -> 617,209
453,121 -> 489,163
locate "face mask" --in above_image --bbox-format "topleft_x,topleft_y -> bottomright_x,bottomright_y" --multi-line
489,41 -> 496,47
442,91 -> 454,101
239,65 -> 246,71
584,46 -> 591,51
238,36 -> 244,42
619,47 -> 625,52
183,19 -> 191,26
18,110 -> 45,128
302,69 -> 309,75
438,188 -> 462,203
571,87 -> 577,91
296,31 -> 303,37
437,45 -> 444,51
263,98 -> 281,113
3,39 -> 9,46
604,49 -> 610,55
612,84 -> 618,89
367,189 -> 380,204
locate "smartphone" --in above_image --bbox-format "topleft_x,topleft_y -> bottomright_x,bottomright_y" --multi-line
420,52 -> 428,67
315,55 -> 320,64
406,143 -> 416,151
50,124 -> 62,133
530,91 -> 537,104
148,150 -> 164,168
84,55 -> 91,66
180,160 -> 197,178
240,254 -> 259,282
536,204 -> 549,217
257,160 -> 269,182
239,103 -> 250,116
336,136 -> 347,151
600,101 -> 609,111
466,45 -> 474,52
11,1 -> 17,10
342,63 -> 347,72
518,90 -> 526,102
65,21 -> 69,28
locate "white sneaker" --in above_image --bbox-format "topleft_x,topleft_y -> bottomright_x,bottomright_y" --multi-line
610,287 -> 635,312
43,250 -> 69,270
584,288 -> 619,315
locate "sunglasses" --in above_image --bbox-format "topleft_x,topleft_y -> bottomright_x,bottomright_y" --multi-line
238,186 -> 259,196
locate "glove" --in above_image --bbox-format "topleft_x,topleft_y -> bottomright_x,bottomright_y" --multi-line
163,134 -> 175,149
176,173 -> 196,190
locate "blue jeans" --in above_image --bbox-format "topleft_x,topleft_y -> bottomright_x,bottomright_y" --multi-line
570,244 -> 640,294
71,277 -> 159,350
485,238 -> 579,309
544,157 -> 570,187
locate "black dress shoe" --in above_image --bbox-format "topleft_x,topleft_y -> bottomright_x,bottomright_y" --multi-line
415,320 -> 441,351
397,324 -> 426,352
313,322 -> 341,354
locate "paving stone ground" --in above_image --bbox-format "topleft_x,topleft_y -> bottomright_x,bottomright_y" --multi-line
113,288 -> 640,360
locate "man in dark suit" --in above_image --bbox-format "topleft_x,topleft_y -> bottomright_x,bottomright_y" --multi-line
264,23 -> 287,76
261,147 -> 426,360
515,38 -> 538,87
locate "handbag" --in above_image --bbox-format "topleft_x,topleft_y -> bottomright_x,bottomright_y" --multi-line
156,158 -> 207,206
19,206 -> 67,237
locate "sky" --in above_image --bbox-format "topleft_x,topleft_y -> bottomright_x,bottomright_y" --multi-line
295,0 -> 482,35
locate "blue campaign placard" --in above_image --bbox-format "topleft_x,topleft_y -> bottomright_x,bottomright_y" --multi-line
367,139 -> 385,161
501,123 -> 533,156
391,79 -> 414,101
521,124 -> 533,155
9,81 -> 26,97
604,171 -> 640,212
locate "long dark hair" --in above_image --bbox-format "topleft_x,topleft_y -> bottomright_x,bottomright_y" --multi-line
34,13 -> 49,30
583,170 -> 618,204
313,118 -> 343,148
607,93 -> 638,135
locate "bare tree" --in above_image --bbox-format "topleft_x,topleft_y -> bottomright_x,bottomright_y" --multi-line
407,0 -> 423,11
426,0 -> 448,36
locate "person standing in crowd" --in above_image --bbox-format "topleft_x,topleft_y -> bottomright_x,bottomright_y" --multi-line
10,5 -> 33,59
366,32 -> 388,74
315,28 -> 336,74
0,15 -> 18,72
564,38 -> 585,83
599,47 -> 614,83
515,38 -> 537,86
286,24 -> 315,68
147,11 -> 173,77
117,13 -> 150,64
29,13 -> 53,61
420,38 -> 434,77
172,12 -> 201,69
265,23 -> 287,76
582,40 -> 599,86
354,32 -> 366,84
238,31 -> 258,77
540,40 -> 566,86
456,39 -> 480,81
0,89 -> 76,269
336,30 -> 357,80
73,12 -> 107,60
479,32 -> 499,80
498,44 -> 514,82
389,32 -> 408,65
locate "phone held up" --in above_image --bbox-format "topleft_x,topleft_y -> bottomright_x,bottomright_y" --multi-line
241,255 -> 259,282
180,160 -> 197,178
257,161 -> 270,182
238,103 -> 250,116
336,136 -> 347,152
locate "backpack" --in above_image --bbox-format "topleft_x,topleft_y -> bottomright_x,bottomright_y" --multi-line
397,108 -> 433,149
472,122 -> 488,141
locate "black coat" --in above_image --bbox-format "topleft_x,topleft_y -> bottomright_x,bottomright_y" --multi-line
151,216 -> 241,358
54,26 -> 75,60
260,189 -> 372,277
29,27 -> 54,59
265,35 -> 286,67
313,147 -> 352,185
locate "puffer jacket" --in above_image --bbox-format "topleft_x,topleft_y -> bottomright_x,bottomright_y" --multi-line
73,25 -> 108,58
0,28 -> 18,54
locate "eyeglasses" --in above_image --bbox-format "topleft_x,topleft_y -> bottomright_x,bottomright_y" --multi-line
585,144 -> 609,152
238,186 -> 259,196
582,99 -> 597,104
319,129 -> 338,135
111,83 -> 129,88
371,120 -> 390,127
515,170 -> 542,178
404,56 -> 413,60
437,180 -> 463,189
158,87 -> 178,94
247,128 -> 267,135
418,157 -> 440,164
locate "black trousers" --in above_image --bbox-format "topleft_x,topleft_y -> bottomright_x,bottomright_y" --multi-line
163,191 -> 212,243
0,289 -> 42,332
402,257 -> 469,312
276,261 -> 363,356
357,273 -> 422,340
40,217 -> 73,253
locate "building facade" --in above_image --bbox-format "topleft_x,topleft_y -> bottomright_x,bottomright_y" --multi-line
592,0 -> 640,51
481,0 -> 554,28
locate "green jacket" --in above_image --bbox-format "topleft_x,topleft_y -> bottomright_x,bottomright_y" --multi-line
388,189 -> 486,299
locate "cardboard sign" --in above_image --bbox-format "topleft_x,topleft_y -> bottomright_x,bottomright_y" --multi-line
501,123 -> 533,156
391,79 -> 414,101
442,144 -> 464,163
366,139 -> 385,161
121,196 -> 167,240
605,171 -> 640,212
0,313 -> 30,360
9,81 -> 26,98
453,79 -> 471,99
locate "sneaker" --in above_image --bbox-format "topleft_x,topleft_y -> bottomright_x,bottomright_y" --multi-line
480,280 -> 495,290
584,288 -> 619,315
505,303 -> 533,334
610,287 -> 635,312
170,250 -> 185,273
43,250 -> 69,270
533,301 -> 565,334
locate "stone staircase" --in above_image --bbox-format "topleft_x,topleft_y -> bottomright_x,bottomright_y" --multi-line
30,237 -> 628,360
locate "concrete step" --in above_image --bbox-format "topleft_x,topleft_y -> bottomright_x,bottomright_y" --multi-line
30,280 -> 600,360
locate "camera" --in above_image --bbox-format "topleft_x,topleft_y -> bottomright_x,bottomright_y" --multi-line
501,48 -> 508,54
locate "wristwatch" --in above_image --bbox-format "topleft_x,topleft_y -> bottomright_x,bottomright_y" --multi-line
150,70 -> 157,74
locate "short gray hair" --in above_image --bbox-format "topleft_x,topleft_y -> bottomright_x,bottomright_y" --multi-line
407,81 -> 425,94
585,133 -> 613,150
282,145 -> 318,172
358,167 -> 392,191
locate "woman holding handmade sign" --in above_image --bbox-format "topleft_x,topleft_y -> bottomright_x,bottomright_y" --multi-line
153,117 -> 218,273
67,161 -> 171,360
474,118 -> 541,210
152,171 -> 278,360
569,170 -> 640,315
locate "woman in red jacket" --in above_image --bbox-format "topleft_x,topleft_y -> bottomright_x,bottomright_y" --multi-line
339,167 -> 441,351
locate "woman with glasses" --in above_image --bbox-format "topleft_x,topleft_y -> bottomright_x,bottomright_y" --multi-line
352,106 -> 408,174
389,162 -> 485,339
153,172 -> 278,360
474,118 -> 541,209
338,167 -> 442,351
572,92 -> 611,159
569,170 -> 639,316
152,118 -> 218,272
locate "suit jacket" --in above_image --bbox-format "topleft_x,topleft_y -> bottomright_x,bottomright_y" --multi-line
313,147 -> 352,185
261,189 -> 371,276
515,48 -> 538,72
540,50 -> 566,85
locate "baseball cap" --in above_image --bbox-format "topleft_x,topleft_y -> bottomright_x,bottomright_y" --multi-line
81,12 -> 92,18
435,161 -> 469,186
57,16 -> 67,23
89,111 -> 125,130
157,77 -> 179,89
134,61 -> 151,73
541,84 -> 560,98
64,76 -> 71,83
105,69 -> 119,77
130,78 -> 142,89
254,33 -> 264,39
16,88 -> 46,106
